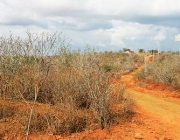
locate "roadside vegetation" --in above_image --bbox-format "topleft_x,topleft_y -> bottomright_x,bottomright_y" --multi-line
135,53 -> 180,90
0,32 -> 143,139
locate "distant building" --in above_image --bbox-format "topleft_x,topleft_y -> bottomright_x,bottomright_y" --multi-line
124,50 -> 134,54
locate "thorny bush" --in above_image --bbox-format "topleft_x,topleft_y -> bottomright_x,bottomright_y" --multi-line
0,32 -> 135,137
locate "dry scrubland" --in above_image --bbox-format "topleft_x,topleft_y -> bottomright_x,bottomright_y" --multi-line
135,53 -> 180,89
0,32 -> 144,139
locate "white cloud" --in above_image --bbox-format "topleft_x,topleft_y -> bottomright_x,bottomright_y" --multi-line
1,0 -> 180,19
0,0 -> 180,51
154,32 -> 166,41
175,34 -> 180,41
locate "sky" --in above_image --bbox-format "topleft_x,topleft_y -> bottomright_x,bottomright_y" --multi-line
0,0 -> 180,52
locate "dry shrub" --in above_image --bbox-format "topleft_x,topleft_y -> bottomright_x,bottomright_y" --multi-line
74,93 -> 91,109
54,116 -> 87,135
121,97 -> 134,116
134,69 -> 147,82
52,103 -> 90,135
28,112 -> 50,133
0,32 -> 135,136
0,104 -> 16,120
16,105 -> 88,135
135,54 -> 180,89
17,110 -> 48,134
106,88 -> 135,125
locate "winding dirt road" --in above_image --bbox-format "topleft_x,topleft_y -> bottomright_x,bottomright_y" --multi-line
120,55 -> 180,139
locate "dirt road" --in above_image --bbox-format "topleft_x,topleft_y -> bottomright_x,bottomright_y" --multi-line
127,88 -> 180,125
120,55 -> 180,139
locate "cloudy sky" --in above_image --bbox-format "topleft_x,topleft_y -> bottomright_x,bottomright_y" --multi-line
0,0 -> 180,52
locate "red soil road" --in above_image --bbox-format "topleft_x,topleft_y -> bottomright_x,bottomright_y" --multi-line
120,54 -> 180,139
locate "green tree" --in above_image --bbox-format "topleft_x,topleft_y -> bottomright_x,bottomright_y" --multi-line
123,48 -> 130,52
138,48 -> 145,53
